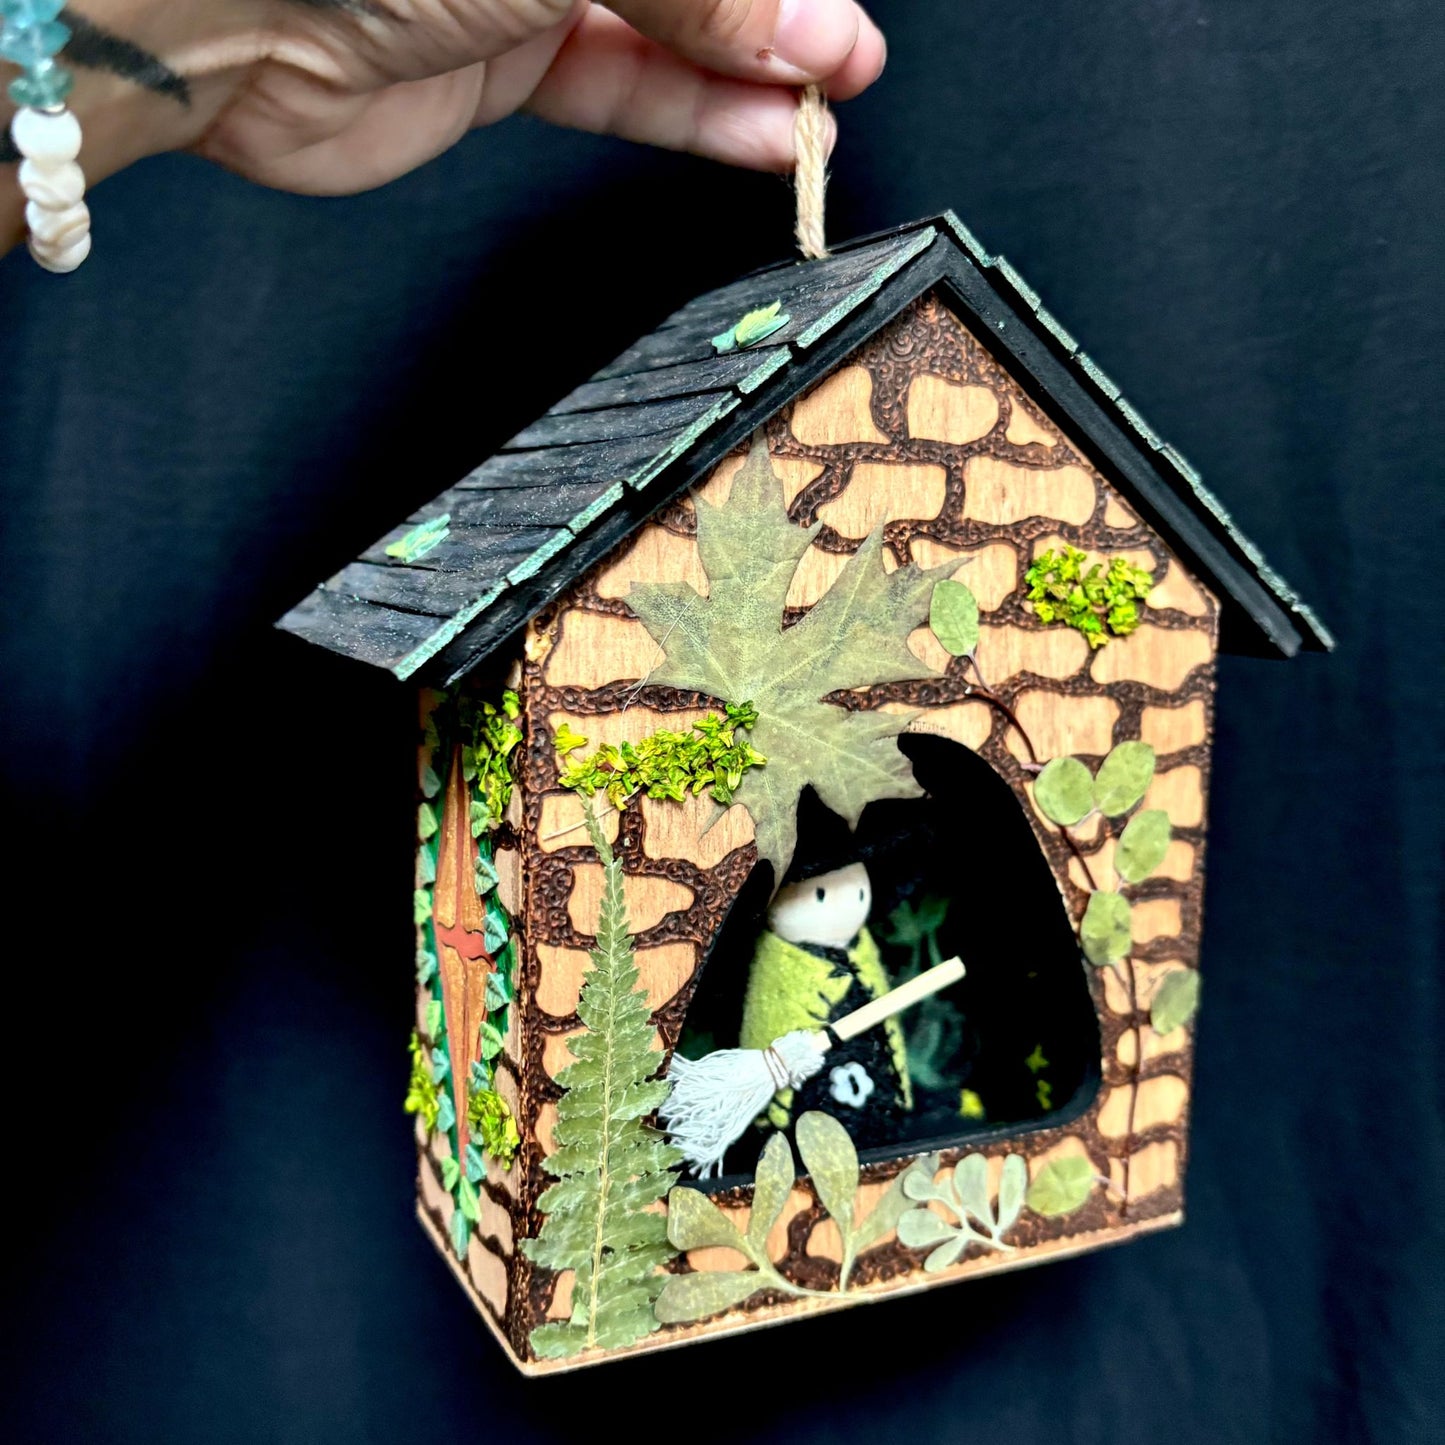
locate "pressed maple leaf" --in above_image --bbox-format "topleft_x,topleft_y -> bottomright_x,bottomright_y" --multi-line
627,434 -> 945,882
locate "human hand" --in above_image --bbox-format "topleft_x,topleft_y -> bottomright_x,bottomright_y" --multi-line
2,0 -> 885,251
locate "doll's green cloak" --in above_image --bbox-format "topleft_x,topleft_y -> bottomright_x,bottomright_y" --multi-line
739,926 -> 912,1129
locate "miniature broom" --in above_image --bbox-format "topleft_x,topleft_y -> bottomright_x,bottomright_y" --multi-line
660,958 -> 965,1177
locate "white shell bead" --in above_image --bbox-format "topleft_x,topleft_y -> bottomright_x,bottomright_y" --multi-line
31,230 -> 92,274
19,158 -> 85,209
11,106 -> 83,164
26,198 -> 89,247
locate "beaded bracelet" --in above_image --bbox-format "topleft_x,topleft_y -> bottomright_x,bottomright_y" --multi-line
2,0 -> 90,272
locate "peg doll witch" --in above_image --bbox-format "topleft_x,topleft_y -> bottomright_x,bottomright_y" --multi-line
738,858 -> 911,1149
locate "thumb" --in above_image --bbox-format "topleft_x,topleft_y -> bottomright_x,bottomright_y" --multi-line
605,0 -> 885,96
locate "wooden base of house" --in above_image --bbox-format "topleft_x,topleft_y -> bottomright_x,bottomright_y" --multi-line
418,1196 -> 1183,1376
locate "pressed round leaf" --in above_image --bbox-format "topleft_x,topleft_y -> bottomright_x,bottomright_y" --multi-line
929,579 -> 980,657
1034,756 -> 1095,826
1150,969 -> 1201,1035
1081,890 -> 1133,965
1093,741 -> 1156,816
924,1235 -> 968,1272
897,1207 -> 956,1250
654,1269 -> 760,1324
1116,808 -> 1172,883
796,1111 -> 859,1233
950,1153 -> 991,1226
665,1184 -> 747,1252
1025,1156 -> 1095,1216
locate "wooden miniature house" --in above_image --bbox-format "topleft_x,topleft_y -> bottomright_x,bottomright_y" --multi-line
279,214 -> 1328,1373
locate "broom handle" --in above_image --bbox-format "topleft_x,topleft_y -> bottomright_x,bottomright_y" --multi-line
827,957 -> 966,1045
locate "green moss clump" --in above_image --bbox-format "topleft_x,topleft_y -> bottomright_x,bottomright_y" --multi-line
555,701 -> 766,809
1024,546 -> 1154,648
403,1030 -> 442,1133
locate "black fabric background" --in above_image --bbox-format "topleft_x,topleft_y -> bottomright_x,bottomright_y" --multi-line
2,2 -> 1441,1440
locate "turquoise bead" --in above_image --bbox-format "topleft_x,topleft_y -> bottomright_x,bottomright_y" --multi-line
0,1 -> 65,24
7,57 -> 72,108
0,18 -> 69,64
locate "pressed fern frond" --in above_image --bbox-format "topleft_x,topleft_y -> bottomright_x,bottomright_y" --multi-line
521,801 -> 682,1358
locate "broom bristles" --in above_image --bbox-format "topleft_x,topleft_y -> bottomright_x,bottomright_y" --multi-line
660,1029 -> 826,1178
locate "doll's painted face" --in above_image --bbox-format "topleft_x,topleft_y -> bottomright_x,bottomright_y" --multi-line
767,862 -> 871,949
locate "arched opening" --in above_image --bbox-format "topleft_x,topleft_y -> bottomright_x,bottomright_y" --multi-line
674,733 -> 1101,1183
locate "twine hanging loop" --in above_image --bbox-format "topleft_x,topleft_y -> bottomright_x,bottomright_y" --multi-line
793,83 -> 831,260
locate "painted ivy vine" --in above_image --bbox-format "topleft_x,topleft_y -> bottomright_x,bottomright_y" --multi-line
411,687 -> 523,1262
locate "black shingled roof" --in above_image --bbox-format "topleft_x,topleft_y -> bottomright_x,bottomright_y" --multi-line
277,212 -> 1331,682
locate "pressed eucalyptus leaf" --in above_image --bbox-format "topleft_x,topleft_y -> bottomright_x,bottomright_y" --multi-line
747,1132 -> 795,1255
653,1270 -> 760,1324
930,579 -> 980,657
1034,757 -> 1096,826
1116,808 -> 1171,882
996,1154 -> 1028,1234
1093,741 -> 1156,816
796,1112 -> 859,1235
1026,1156 -> 1095,1216
897,1207 -> 955,1250
1151,969 -> 1201,1035
925,1236 -> 968,1272
666,1186 -> 748,1253
1081,890 -> 1133,965
951,1153 -> 991,1226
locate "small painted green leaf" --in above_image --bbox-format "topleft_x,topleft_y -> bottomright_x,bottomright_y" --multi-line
450,1205 -> 470,1259
483,911 -> 508,954
417,845 -> 436,885
441,1156 -> 460,1192
1025,1155 -> 1095,1216
951,1153 -> 990,1226
473,853 -> 499,896
996,1154 -> 1027,1234
420,762 -> 441,799
457,1177 -> 480,1222
929,579 -> 980,657
896,1207 -> 955,1250
469,799 -> 489,838
796,1112 -> 858,1235
418,802 -> 438,840
747,1132 -> 795,1255
1034,756 -> 1095,826
413,888 -> 432,925
1093,741 -> 1156,816
484,970 -> 512,1011
667,1187 -> 748,1253
1151,969 -> 1201,1035
424,999 -> 443,1040
1081,889 -> 1133,965
464,1144 -> 485,1184
386,513 -> 451,564
436,1092 -> 456,1133
654,1270 -> 760,1324
1116,808 -> 1171,882
479,1020 -> 505,1061
415,948 -> 437,985
431,1047 -> 450,1084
